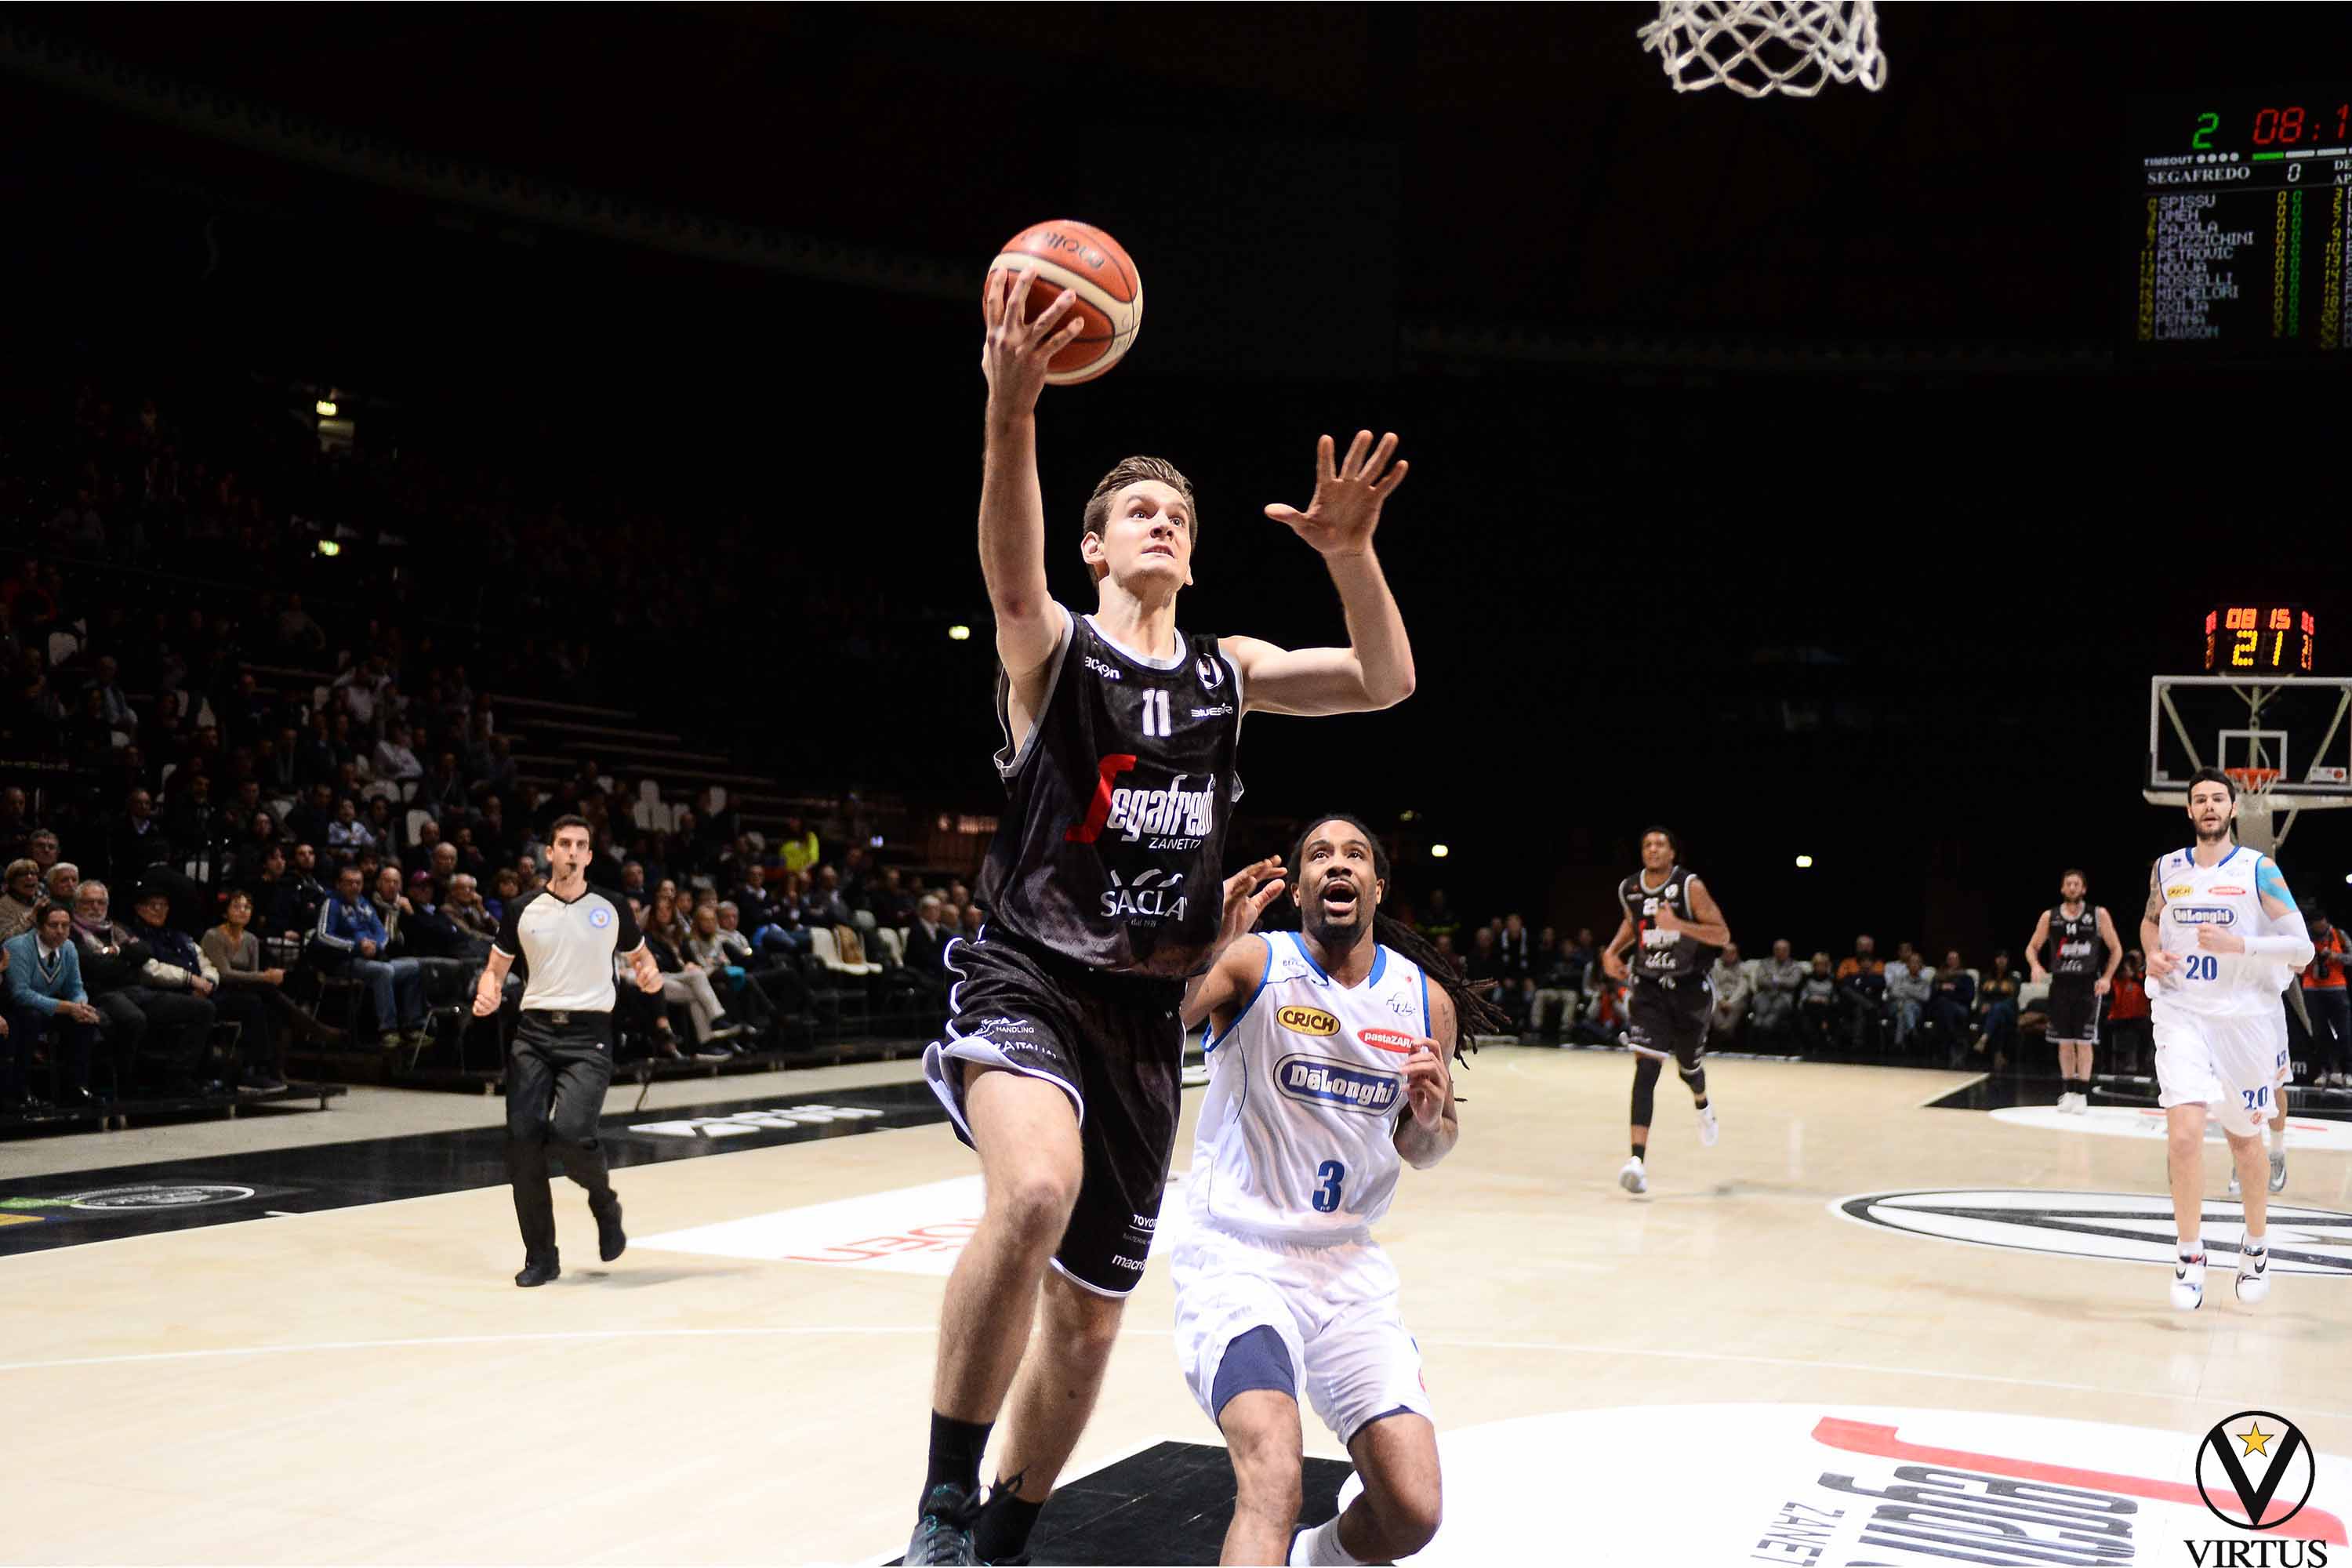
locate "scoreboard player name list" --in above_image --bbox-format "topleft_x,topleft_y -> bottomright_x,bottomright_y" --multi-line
2138,161 -> 2352,348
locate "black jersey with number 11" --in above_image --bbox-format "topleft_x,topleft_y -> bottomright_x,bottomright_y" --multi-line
978,609 -> 1244,980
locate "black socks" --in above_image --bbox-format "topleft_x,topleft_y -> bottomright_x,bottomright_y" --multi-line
924,1410 -> 993,1512
975,1483 -> 1044,1561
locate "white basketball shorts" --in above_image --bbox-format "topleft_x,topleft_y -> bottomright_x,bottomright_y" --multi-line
2153,1005 -> 2292,1138
1171,1219 -> 1432,1445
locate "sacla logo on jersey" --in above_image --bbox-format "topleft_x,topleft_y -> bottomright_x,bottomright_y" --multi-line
1102,868 -> 1187,924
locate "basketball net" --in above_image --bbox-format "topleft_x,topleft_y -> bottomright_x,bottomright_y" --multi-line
1639,0 -> 1886,98
2226,768 -> 2283,856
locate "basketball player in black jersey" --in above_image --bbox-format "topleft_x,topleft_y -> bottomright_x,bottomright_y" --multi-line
1600,828 -> 1731,1196
2026,869 -> 2122,1113
904,265 -> 1422,1566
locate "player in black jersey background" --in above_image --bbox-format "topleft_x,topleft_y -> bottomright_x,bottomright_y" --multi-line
1601,828 -> 1731,1196
906,265 -> 1423,1565
2025,869 -> 2122,1114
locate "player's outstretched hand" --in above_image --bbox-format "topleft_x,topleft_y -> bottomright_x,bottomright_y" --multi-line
1264,430 -> 1408,559
1217,856 -> 1287,952
1402,1040 -> 1450,1130
981,264 -> 1087,411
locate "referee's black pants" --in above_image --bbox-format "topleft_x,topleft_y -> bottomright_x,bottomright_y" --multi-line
505,1010 -> 616,1258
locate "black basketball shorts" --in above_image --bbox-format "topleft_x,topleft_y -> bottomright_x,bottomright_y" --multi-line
1627,975 -> 1711,1071
2045,979 -> 2102,1044
921,926 -> 1185,1298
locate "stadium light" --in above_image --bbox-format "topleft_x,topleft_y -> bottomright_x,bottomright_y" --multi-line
1795,854 -> 1814,869
947,624 -> 971,641
316,540 -> 342,558
314,399 -> 337,417
1430,843 -> 1450,858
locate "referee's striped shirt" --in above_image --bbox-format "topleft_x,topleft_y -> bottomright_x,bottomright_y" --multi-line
494,887 -> 645,1013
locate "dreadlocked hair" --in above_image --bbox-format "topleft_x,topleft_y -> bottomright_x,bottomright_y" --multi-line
1277,813 -> 1512,1068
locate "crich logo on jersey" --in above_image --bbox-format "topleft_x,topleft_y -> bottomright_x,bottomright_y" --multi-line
1278,1005 -> 1341,1036
1276,1053 -> 1400,1115
1101,869 -> 1187,924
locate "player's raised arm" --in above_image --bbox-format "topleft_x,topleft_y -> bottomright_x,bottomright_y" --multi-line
1181,857 -> 1287,1029
1394,984 -> 1460,1170
1223,430 -> 1416,717
979,265 -> 1088,686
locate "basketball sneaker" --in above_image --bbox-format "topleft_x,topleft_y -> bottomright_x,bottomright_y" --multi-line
2235,1242 -> 2270,1305
1617,1155 -> 1648,1195
906,1483 -> 982,1566
1697,1105 -> 1719,1146
2270,1145 -> 2288,1193
2170,1251 -> 2206,1312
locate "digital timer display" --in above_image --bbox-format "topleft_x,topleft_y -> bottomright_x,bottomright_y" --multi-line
2204,605 -> 2316,674
2126,93 -> 2351,355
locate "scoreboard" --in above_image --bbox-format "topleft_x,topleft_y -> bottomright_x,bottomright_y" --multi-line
2129,93 -> 2350,355
2203,604 -> 2317,674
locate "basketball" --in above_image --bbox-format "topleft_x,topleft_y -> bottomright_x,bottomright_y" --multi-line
985,220 -> 1142,386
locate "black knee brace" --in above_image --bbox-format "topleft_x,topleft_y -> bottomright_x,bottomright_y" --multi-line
1631,1054 -> 1663,1129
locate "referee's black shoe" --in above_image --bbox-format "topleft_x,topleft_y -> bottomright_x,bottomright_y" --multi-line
514,1250 -> 561,1287
591,1192 -> 626,1262
906,1483 -> 982,1566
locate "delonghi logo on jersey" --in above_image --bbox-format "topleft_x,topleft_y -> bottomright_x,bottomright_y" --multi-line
1196,655 -> 1225,691
1101,868 -> 1187,924
1277,1005 -> 1341,1036
2173,906 -> 2239,926
1834,1189 -> 2352,1277
1276,1053 -> 1399,1114
1082,654 -> 1123,682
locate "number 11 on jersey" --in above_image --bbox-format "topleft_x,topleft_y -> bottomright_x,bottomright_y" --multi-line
1140,689 -> 1173,738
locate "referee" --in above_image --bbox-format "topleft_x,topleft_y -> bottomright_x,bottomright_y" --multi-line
473,815 -> 662,1287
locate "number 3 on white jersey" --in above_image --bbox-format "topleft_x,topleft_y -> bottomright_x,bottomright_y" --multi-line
1140,689 -> 1173,738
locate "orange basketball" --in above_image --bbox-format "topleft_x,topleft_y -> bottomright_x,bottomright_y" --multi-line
985,220 -> 1143,386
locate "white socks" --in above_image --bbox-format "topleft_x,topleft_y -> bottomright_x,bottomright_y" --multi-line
1291,1517 -> 1368,1568
2180,1235 -> 2203,1259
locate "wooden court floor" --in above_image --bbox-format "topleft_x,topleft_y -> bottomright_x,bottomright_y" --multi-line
5,1047 -> 2348,1565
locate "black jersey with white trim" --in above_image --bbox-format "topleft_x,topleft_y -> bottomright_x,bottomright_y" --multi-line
2044,902 -> 2107,982
1617,864 -> 1717,982
978,608 -> 1244,981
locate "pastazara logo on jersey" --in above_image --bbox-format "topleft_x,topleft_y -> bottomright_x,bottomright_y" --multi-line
2212,885 -> 2249,896
1276,1053 -> 1400,1114
2173,906 -> 2239,926
1357,1027 -> 1419,1054
1278,1005 -> 1341,1036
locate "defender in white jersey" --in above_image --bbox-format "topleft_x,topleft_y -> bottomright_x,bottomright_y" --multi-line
1178,815 -> 1504,1567
2141,768 -> 2314,1312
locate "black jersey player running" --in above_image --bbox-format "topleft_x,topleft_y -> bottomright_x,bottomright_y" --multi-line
1600,828 -> 1731,1196
905,266 -> 1423,1566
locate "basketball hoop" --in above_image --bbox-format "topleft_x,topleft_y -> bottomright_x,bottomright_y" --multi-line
2226,766 -> 2282,799
1638,0 -> 1886,98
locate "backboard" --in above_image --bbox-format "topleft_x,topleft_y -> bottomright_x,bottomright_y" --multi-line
2147,674 -> 2352,851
